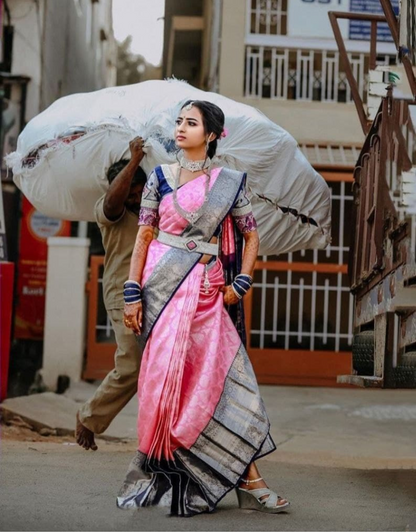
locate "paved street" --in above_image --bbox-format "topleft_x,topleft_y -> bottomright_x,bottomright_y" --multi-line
1,440 -> 415,532
1,385 -> 416,531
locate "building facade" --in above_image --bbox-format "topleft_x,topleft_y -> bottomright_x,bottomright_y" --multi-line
1,0 -> 116,396
163,0 -> 397,145
1,0 -> 116,261
5,0 -> 116,121
219,0 -> 398,144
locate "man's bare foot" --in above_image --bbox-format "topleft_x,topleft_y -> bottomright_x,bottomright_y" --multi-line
75,412 -> 98,451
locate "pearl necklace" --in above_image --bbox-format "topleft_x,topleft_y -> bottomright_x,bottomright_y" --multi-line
179,155 -> 211,172
172,164 -> 210,224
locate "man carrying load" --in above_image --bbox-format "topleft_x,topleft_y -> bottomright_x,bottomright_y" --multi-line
76,137 -> 146,450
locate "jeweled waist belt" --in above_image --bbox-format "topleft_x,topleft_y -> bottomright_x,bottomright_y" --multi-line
157,230 -> 219,256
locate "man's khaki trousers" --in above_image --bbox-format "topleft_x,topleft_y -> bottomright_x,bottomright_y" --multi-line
78,307 -> 141,434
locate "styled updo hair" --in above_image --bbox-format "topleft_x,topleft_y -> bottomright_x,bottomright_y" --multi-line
181,100 -> 225,159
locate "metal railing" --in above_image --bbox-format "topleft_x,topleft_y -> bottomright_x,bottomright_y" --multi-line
350,93 -> 413,294
249,177 -> 354,353
327,8 -> 416,293
244,45 -> 396,102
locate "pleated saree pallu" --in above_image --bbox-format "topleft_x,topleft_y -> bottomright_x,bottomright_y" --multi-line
117,166 -> 276,517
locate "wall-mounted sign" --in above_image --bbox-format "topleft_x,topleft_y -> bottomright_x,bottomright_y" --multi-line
14,198 -> 71,339
287,0 -> 398,41
349,0 -> 399,41
288,0 -> 350,39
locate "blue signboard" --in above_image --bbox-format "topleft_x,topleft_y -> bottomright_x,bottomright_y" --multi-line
349,0 -> 399,41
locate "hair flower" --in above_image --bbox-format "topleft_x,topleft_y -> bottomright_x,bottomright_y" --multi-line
221,128 -> 229,138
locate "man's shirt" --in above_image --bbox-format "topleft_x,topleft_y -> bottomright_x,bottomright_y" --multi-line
94,195 -> 139,310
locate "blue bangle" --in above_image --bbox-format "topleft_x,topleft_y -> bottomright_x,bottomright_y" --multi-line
235,273 -> 253,284
235,274 -> 253,290
231,284 -> 243,300
124,280 -> 141,289
236,274 -> 252,280
232,281 -> 246,299
231,274 -> 253,300
123,288 -> 140,296
123,280 -> 142,304
124,294 -> 142,304
124,294 -> 142,301
234,278 -> 251,292
124,296 -> 141,304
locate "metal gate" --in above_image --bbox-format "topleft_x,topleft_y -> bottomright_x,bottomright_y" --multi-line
84,256 -> 115,380
84,171 -> 353,384
246,171 -> 353,386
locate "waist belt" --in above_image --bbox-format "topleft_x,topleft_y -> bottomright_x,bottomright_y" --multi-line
157,230 -> 219,256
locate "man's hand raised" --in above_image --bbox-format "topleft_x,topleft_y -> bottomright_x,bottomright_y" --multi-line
129,136 -> 145,165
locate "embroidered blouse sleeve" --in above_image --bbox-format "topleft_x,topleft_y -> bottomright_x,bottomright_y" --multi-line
231,182 -> 258,234
138,170 -> 160,228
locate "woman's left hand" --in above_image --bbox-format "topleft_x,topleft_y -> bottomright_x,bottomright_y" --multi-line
219,285 -> 240,305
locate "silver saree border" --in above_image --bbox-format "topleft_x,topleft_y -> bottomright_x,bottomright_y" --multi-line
117,342 -> 276,516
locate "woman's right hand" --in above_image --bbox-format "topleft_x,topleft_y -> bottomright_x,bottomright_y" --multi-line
219,285 -> 240,306
124,301 -> 143,335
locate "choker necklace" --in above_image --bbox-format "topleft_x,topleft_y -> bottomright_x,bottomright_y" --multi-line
179,155 -> 211,173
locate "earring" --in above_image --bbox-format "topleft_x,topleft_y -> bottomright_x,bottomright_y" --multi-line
206,134 -> 214,152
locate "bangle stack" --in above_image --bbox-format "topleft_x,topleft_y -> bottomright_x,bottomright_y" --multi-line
123,280 -> 142,305
231,274 -> 253,300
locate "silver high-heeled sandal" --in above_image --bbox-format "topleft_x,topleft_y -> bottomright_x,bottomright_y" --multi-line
236,477 -> 290,513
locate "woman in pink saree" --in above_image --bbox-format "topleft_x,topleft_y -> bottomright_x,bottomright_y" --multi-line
119,100 -> 290,517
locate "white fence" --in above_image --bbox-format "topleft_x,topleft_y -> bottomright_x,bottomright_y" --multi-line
245,46 -> 396,102
250,180 -> 354,352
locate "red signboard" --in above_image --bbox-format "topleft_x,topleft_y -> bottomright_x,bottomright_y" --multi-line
14,198 -> 71,339
1,261 -> 14,401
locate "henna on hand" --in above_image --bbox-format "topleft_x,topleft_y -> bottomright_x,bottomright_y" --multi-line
124,226 -> 154,335
219,231 -> 258,306
219,285 -> 240,305
124,301 -> 142,335
241,230 -> 259,278
128,226 -> 154,283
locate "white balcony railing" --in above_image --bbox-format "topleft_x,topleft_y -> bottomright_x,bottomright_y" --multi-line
245,46 -> 396,103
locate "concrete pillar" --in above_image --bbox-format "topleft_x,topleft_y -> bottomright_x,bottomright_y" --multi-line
219,0 -> 246,99
42,237 -> 90,391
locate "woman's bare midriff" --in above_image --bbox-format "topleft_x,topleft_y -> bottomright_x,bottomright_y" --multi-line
199,236 -> 218,264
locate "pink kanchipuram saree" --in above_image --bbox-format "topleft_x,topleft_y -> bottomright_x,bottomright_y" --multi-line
117,165 -> 275,516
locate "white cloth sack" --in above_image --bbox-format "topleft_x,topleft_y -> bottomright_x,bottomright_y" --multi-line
7,79 -> 331,255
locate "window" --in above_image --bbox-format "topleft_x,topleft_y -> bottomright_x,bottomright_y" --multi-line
249,0 -> 288,36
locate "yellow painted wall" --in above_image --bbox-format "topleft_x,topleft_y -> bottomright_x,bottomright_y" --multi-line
230,97 -> 365,144
219,0 -> 246,99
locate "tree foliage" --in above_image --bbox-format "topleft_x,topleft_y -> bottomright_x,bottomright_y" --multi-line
116,36 -> 161,86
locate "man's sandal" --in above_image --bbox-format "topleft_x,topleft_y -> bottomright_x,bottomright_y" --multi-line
236,477 -> 290,513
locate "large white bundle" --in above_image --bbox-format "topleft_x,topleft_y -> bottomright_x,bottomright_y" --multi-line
7,79 -> 331,255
